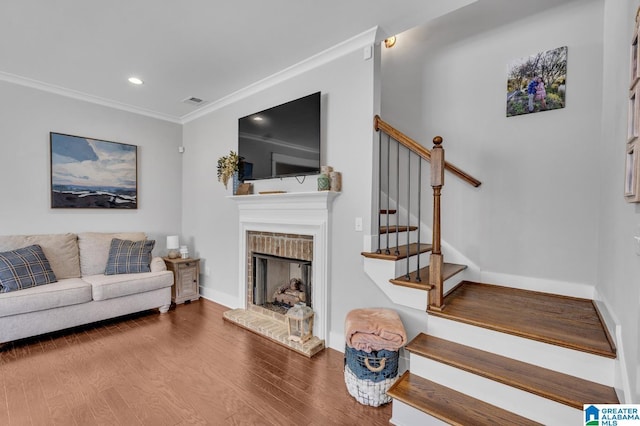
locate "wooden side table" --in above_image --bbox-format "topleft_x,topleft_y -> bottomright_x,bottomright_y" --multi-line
163,257 -> 200,305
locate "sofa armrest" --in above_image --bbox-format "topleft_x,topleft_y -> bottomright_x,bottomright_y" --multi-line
150,257 -> 167,272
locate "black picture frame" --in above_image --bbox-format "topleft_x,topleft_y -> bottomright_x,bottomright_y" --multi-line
50,132 -> 138,209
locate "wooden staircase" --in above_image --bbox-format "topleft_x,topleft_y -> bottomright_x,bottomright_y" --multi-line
361,117 -> 620,425
387,283 -> 618,424
397,334 -> 617,410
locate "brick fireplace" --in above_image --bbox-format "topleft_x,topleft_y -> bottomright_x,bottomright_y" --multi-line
247,231 -> 313,317
224,191 -> 337,356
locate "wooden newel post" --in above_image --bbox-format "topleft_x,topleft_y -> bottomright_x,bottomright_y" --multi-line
429,136 -> 445,310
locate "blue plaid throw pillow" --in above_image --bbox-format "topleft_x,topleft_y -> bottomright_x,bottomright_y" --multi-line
0,244 -> 58,293
104,238 -> 155,275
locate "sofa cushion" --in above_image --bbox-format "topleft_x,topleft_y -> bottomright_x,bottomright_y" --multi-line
105,239 -> 155,275
0,233 -> 80,279
78,232 -> 146,276
83,270 -> 173,301
0,245 -> 58,293
150,256 -> 167,273
0,278 -> 91,317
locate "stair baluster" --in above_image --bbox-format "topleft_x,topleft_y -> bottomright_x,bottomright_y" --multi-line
376,130 -> 382,254
385,134 -> 391,255
416,158 -> 422,282
394,141 -> 400,255
405,150 -> 411,279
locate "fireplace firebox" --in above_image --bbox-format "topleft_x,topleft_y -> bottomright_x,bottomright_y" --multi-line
252,253 -> 312,315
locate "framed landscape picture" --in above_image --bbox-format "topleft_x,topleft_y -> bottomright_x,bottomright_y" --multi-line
50,132 -> 138,209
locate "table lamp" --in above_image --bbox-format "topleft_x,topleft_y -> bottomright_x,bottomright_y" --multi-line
166,235 -> 179,259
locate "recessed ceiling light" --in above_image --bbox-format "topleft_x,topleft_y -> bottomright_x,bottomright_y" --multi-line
128,77 -> 143,85
253,116 -> 263,121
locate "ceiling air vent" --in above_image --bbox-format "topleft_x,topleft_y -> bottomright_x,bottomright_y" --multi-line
182,96 -> 206,106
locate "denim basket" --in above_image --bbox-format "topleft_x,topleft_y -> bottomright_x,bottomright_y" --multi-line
344,345 -> 399,383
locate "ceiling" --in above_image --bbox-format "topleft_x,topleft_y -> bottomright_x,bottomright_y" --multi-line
0,0 -> 476,123
0,0 -> 581,123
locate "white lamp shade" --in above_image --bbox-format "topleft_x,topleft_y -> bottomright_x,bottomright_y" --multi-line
166,235 -> 179,250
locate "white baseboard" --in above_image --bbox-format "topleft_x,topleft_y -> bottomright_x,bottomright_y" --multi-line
594,290 -> 631,403
199,285 -> 240,309
479,271 -> 595,299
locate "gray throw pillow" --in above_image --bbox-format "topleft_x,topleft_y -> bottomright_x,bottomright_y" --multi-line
0,244 -> 58,293
104,238 -> 155,275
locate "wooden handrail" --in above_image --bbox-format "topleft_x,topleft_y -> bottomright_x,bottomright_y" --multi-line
374,115 -> 481,187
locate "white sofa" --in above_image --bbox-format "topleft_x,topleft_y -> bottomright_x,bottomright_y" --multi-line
0,232 -> 174,344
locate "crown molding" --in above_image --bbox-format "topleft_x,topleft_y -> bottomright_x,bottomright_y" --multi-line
0,71 -> 182,124
0,26 -> 379,125
180,26 -> 379,124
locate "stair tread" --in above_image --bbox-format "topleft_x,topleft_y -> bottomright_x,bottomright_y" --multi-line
361,243 -> 432,261
428,281 -> 617,358
407,334 -> 619,408
391,263 -> 466,289
387,371 -> 542,426
379,225 -> 417,234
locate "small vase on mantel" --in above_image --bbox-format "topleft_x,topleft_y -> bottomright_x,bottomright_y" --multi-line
317,173 -> 330,191
330,171 -> 342,192
318,166 -> 332,191
232,172 -> 240,195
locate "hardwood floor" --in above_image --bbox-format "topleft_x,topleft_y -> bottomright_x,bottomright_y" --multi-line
0,299 -> 391,425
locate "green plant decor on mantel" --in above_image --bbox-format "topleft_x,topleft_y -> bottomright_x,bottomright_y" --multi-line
217,150 -> 240,189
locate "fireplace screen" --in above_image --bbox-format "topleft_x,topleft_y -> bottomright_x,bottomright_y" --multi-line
252,253 -> 312,315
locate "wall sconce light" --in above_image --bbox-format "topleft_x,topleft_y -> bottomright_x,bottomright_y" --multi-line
384,36 -> 397,49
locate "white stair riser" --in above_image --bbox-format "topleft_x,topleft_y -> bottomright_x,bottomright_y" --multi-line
363,256 -> 467,311
426,315 -> 615,386
410,356 -> 580,425
390,400 -> 448,426
363,257 -> 428,310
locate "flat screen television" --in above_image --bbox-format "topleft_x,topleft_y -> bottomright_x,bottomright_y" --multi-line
238,92 -> 321,181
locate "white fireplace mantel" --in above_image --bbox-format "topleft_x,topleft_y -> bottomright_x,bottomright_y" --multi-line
230,191 -> 338,341
229,191 -> 338,212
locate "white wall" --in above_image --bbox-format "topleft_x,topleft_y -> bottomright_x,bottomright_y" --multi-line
381,0 -> 604,287
181,46 -> 418,346
599,0 -> 640,403
382,0 -> 640,402
0,81 -> 183,253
